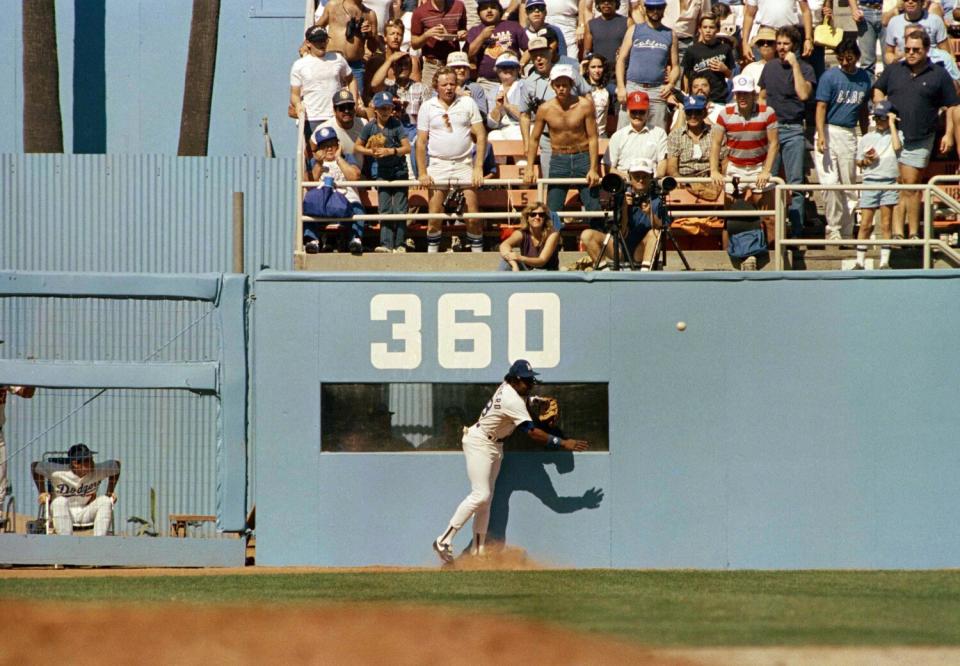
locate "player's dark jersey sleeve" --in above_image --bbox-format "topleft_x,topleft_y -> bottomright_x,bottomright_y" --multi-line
516,421 -> 535,433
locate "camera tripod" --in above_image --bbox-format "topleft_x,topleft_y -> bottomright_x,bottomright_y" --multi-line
592,213 -> 638,271
649,202 -> 692,271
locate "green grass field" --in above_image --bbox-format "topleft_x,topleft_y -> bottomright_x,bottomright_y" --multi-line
3,570 -> 960,646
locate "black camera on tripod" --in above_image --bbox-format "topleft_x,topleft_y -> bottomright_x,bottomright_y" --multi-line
600,172 -> 677,205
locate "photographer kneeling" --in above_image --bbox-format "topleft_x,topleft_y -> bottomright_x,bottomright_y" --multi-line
579,158 -> 668,271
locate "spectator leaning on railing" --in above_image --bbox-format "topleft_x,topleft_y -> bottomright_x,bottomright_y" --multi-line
853,101 -> 902,270
417,66 -> 487,253
498,202 -> 562,270
290,26 -> 356,137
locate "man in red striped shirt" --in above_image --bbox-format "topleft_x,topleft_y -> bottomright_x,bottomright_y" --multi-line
710,73 -> 779,208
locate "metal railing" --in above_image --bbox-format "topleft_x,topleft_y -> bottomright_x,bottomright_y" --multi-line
772,182 -> 960,270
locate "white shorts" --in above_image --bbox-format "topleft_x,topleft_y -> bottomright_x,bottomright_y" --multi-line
427,155 -> 474,188
725,162 -> 774,194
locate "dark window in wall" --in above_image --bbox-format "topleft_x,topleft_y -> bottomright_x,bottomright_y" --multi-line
320,383 -> 609,452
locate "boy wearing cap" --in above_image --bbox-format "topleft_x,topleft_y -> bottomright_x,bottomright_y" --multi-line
31,444 -> 121,537
615,0 -> 680,132
606,90 -> 668,177
289,26 -> 356,134
356,92 -> 413,252
853,101 -> 902,270
467,0 -> 529,102
308,127 -> 367,254
525,64 -> 601,216
579,158 -> 668,270
316,89 -> 368,170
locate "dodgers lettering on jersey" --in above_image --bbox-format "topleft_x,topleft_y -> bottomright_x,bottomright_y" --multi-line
34,460 -> 120,506
472,382 -> 533,442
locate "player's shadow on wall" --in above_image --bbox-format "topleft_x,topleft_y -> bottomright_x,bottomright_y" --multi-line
487,452 -> 603,545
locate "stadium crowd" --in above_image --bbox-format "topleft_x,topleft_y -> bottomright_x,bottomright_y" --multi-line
290,0 -> 960,269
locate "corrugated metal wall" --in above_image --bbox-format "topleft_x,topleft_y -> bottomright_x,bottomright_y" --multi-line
0,154 -> 296,274
0,155 -> 291,535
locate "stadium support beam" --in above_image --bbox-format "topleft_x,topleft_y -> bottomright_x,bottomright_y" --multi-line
0,360 -> 218,391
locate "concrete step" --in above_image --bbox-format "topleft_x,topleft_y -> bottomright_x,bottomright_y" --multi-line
296,248 -> 958,273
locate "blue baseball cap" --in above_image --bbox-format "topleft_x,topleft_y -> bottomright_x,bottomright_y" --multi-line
372,91 -> 395,108
525,0 -> 547,8
314,126 -> 338,144
507,359 -> 540,381
644,0 -> 667,6
872,100 -> 894,117
683,95 -> 707,112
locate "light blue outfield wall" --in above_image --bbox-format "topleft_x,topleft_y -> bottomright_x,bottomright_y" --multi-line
0,0 -> 307,157
253,270 -> 960,568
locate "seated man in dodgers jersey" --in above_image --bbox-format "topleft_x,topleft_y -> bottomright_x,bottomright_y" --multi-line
32,442 -> 120,536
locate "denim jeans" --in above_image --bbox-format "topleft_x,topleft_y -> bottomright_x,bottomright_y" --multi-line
772,122 -> 806,237
856,7 -> 884,79
378,186 -> 408,249
546,152 -> 600,225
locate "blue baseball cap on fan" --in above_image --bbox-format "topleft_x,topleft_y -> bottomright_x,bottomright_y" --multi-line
682,95 -> 707,111
507,359 -> 540,381
314,126 -> 338,144
525,0 -> 547,9
372,91 -> 394,108
644,0 -> 667,6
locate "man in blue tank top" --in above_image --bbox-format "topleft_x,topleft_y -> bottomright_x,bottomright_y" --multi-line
614,0 -> 679,132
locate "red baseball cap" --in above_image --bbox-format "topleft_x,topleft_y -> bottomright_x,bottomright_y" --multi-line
626,91 -> 649,111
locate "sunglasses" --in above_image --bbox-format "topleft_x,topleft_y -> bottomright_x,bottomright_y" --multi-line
629,109 -> 648,117
335,105 -> 356,113
442,113 -> 452,131
528,211 -> 546,219
756,40 -> 775,47
904,46 -> 925,53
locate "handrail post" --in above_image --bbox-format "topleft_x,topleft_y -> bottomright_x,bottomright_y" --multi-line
923,184 -> 932,269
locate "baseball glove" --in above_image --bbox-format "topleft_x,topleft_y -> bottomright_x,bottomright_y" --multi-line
530,396 -> 559,424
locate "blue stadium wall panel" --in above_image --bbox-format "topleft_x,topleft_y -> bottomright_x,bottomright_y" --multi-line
1,0 -> 306,157
253,270 -> 960,568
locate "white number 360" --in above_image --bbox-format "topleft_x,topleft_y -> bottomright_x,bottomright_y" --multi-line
369,293 -> 560,370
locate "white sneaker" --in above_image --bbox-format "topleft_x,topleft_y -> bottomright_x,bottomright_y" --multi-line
740,256 -> 758,271
393,246 -> 406,253
432,539 -> 454,564
374,246 -> 392,253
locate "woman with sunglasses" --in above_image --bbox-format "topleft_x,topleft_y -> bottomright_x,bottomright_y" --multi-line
498,202 -> 562,270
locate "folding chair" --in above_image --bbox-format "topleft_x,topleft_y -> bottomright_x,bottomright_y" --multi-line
0,486 -> 14,533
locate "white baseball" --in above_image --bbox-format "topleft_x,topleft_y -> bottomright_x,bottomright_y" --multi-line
676,321 -> 687,331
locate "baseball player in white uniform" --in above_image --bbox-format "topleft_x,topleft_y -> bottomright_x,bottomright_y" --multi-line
433,359 -> 589,563
31,443 -> 121,536
0,384 -> 35,504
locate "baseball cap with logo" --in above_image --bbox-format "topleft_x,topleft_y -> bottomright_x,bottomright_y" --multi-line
68,443 -> 96,461
495,52 -> 520,68
731,74 -> 756,93
549,63 -> 576,82
682,94 -> 707,112
507,359 -> 540,381
446,51 -> 470,68
372,91 -> 394,108
332,88 -> 355,107
872,100 -> 894,117
525,0 -> 547,9
314,126 -> 339,144
627,158 -> 656,174
753,26 -> 777,45
626,91 -> 650,110
528,36 -> 550,52
305,25 -> 328,44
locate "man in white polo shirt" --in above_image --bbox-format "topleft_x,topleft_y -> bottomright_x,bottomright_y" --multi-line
605,91 -> 668,177
417,65 -> 488,252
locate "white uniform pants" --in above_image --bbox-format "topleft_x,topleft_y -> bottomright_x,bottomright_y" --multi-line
448,433 -> 503,537
51,495 -> 114,536
814,124 -> 858,239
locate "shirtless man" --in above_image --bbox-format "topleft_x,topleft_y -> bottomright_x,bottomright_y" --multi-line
316,0 -> 380,100
524,63 -> 600,220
